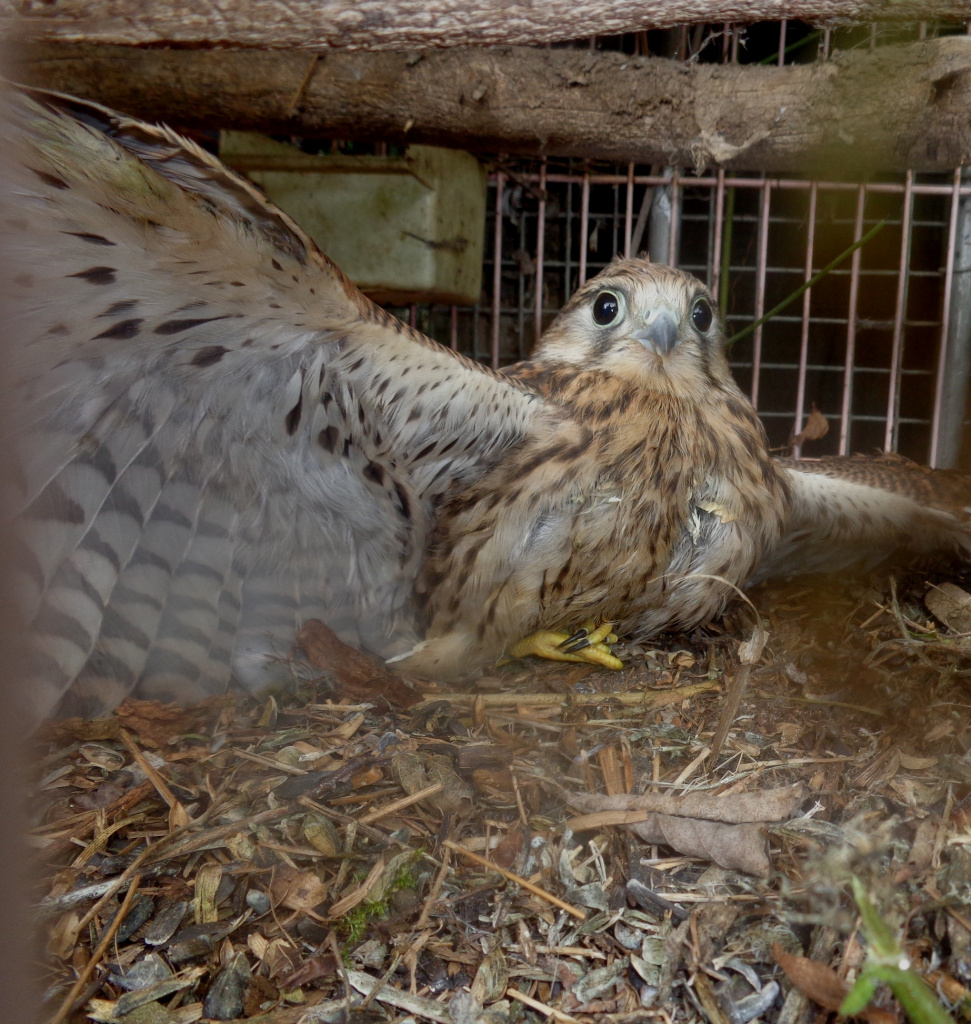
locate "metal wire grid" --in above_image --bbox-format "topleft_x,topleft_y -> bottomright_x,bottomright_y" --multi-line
394,168 -> 969,467
386,20 -> 971,469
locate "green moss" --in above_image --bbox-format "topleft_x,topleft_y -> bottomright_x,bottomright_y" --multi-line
336,852 -> 423,945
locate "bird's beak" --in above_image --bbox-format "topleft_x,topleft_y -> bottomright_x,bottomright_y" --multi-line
632,312 -> 679,357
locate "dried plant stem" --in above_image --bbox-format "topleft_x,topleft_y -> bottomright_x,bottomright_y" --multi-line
359,782 -> 443,824
48,874 -> 143,1024
443,840 -> 586,921
415,846 -> 452,932
421,680 -> 718,708
507,986 -> 583,1023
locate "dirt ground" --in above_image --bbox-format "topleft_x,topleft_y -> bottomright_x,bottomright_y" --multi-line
30,564 -> 971,1024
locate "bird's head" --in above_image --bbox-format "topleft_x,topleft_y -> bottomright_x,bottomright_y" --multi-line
535,259 -> 732,395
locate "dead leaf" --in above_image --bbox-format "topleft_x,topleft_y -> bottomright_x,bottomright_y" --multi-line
328,713 -> 365,741
73,779 -> 131,810
925,582 -> 971,633
268,865 -> 329,915
568,785 -> 804,876
392,747 -> 426,795
79,744 -> 126,772
772,943 -> 850,1010
470,947 -> 509,1004
898,753 -> 937,770
392,747 -> 471,815
47,910 -> 81,959
297,619 -> 420,707
925,720 -> 956,743
491,827 -> 526,870
193,864 -> 222,925
627,815 -> 771,876
789,405 -> 830,446
907,817 -> 938,871
424,754 -> 473,814
772,943 -> 898,1024
114,698 -> 226,748
247,933 -> 268,960
568,783 -> 804,823
259,938 -> 304,982
302,815 -> 341,856
278,952 -> 339,989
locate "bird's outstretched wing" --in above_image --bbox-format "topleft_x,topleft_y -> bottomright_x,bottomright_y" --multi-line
1,87 -> 544,722
753,453 -> 971,582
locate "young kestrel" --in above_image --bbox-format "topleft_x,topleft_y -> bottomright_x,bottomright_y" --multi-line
3,87 -> 969,723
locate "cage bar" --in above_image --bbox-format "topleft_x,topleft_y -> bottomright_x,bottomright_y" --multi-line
750,180 -> 772,409
624,163 -> 634,258
837,187 -> 867,453
534,160 -> 547,345
792,181 -> 818,457
935,167 -> 971,467
491,169 -> 503,369
884,172 -> 914,453
710,168 -> 726,298
929,168 -> 964,465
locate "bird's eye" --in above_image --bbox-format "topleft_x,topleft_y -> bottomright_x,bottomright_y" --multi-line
592,291 -> 621,326
691,298 -> 714,333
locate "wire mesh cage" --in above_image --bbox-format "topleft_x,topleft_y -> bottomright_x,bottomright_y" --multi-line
385,19 -> 971,470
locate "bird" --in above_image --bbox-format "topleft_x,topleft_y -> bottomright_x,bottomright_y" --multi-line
394,289 -> 971,680
393,268 -> 792,679
4,86 -> 971,724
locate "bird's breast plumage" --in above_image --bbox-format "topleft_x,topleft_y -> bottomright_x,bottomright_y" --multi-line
407,365 -> 790,678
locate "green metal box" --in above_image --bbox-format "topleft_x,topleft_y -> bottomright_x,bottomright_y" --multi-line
220,133 -> 487,306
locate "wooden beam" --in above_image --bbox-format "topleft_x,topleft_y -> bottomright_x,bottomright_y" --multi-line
5,0 -> 971,50
16,38 -> 971,173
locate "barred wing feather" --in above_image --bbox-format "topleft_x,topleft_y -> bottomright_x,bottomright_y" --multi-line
1,88 -> 542,722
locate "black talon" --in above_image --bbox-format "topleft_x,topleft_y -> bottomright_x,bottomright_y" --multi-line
557,627 -> 590,650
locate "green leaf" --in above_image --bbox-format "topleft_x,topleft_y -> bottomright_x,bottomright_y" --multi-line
844,878 -> 958,1024
840,972 -> 879,1016
851,876 -> 899,958
883,966 -> 958,1024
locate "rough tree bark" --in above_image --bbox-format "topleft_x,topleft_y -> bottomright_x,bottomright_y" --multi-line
4,0 -> 971,50
16,38 -> 971,173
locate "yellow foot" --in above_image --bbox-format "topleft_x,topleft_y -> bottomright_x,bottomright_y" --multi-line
503,622 -> 623,670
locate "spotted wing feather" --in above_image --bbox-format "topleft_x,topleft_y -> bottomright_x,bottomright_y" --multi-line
1,87 -> 543,722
